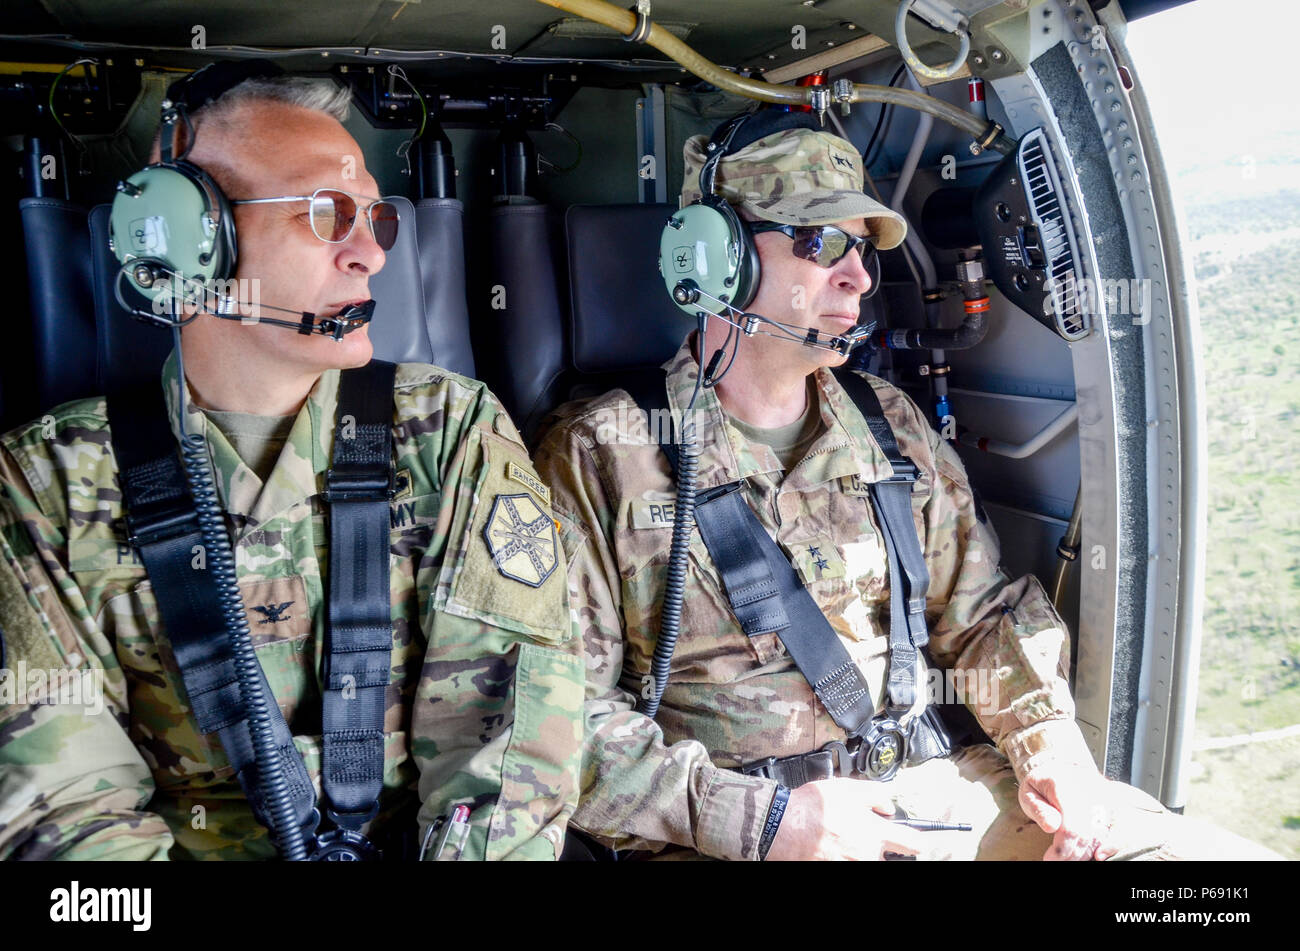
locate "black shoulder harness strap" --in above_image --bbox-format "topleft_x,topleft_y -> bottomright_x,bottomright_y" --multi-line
107,359 -> 396,844
830,368 -> 932,709
621,367 -> 931,724
320,361 -> 397,832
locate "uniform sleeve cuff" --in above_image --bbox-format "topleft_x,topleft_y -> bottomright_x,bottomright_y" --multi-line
693,766 -> 781,862
1000,717 -> 1096,784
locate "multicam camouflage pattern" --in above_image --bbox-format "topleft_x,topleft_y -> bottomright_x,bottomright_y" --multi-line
534,336 -> 1092,861
0,350 -> 582,860
680,126 -> 908,250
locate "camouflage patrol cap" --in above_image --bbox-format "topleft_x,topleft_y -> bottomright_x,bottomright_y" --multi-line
681,124 -> 907,251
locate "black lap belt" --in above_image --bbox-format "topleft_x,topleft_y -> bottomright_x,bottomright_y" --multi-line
741,707 -> 954,788
108,359 -> 396,854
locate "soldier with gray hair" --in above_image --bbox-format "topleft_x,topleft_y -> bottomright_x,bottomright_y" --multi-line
535,109 -> 1278,861
0,62 -> 584,860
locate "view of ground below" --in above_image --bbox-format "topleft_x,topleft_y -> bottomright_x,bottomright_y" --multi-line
1126,0 -> 1298,860
1176,186 -> 1300,859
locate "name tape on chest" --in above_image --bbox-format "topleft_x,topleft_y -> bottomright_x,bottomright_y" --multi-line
838,474 -> 875,497
628,498 -> 678,530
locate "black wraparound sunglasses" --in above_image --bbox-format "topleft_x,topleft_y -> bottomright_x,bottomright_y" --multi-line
748,222 -> 877,270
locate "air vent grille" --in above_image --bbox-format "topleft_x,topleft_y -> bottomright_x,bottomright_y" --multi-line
1018,130 -> 1090,341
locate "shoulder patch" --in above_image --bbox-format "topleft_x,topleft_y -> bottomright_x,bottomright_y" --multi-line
482,493 -> 559,588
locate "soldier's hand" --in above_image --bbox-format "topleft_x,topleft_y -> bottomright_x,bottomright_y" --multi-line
1017,762 -> 1115,861
764,778 -> 924,861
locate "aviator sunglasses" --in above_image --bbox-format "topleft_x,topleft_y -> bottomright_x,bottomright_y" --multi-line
231,188 -> 400,251
748,222 -> 877,270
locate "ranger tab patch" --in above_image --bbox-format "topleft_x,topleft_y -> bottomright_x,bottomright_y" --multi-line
506,460 -> 551,505
483,493 -> 559,587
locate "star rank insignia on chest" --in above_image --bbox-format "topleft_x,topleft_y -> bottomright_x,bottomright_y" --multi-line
788,534 -> 846,585
483,493 -> 559,587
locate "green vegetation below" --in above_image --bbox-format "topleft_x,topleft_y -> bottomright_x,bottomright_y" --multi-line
1181,187 -> 1300,857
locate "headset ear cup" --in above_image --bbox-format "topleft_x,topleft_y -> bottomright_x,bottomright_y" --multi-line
660,199 -> 746,318
109,160 -> 238,311
734,213 -> 761,312
179,160 -> 237,282
711,198 -> 760,311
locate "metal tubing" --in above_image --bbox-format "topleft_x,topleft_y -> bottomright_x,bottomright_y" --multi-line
957,403 -> 1078,459
1051,484 -> 1084,610
891,72 -> 938,289
895,0 -> 971,82
532,0 -> 1014,153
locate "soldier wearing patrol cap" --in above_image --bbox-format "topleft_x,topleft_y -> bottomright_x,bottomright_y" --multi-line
0,66 -> 582,860
535,109 -> 1277,861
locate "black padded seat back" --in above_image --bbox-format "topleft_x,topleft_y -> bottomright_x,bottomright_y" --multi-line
410,197 -> 475,378
565,203 -> 691,374
89,203 -> 172,394
472,203 -> 569,441
20,197 -> 101,411
480,202 -> 695,446
89,195 -> 473,393
367,195 -> 474,377
365,194 -> 427,365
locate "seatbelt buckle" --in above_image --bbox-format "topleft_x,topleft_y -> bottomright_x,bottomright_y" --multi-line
309,827 -> 382,861
323,465 -> 395,502
696,479 -> 746,506
739,755 -> 778,780
882,456 -> 919,484
822,739 -> 856,778
852,718 -> 907,781
124,507 -> 201,548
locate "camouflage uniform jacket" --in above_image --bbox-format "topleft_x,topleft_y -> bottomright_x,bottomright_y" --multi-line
534,337 -> 1094,861
0,352 -> 583,860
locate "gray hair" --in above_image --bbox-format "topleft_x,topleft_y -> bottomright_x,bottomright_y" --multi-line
192,75 -> 352,124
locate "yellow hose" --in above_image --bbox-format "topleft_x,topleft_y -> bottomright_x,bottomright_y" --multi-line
533,0 -> 1014,154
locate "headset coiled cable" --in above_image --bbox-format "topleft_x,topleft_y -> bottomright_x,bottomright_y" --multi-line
638,313 -> 707,719
174,327 -> 309,860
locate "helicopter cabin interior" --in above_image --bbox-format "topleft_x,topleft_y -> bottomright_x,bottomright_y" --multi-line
0,0 -> 1199,809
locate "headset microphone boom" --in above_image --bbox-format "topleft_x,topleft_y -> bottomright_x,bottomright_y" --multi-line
669,277 -> 875,358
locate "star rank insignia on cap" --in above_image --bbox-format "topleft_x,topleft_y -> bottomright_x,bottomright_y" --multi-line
482,493 -> 559,587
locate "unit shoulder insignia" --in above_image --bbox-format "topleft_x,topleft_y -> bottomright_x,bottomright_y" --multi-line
482,492 -> 559,588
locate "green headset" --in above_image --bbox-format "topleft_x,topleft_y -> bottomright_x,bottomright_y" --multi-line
658,109 -> 824,318
108,59 -> 284,324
